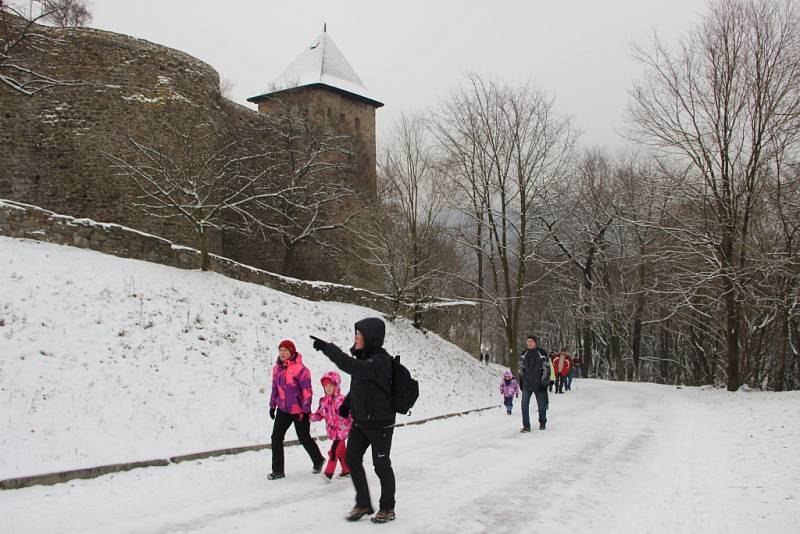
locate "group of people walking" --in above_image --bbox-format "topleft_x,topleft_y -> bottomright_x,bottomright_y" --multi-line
268,317 -> 397,524
499,335 -> 580,432
268,320 -> 579,525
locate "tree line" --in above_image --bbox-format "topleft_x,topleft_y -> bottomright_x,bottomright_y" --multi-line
368,0 -> 800,391
4,0 -> 798,390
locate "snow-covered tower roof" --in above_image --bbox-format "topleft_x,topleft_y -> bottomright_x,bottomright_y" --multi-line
248,26 -> 383,108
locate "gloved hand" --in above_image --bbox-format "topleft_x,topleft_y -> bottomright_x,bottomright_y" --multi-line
338,402 -> 350,418
310,335 -> 327,352
269,407 -> 276,420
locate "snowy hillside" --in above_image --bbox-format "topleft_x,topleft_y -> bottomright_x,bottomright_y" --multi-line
0,237 -> 499,480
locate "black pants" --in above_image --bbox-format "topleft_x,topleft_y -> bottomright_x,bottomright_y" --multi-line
271,409 -> 324,474
346,424 -> 395,511
556,374 -> 566,393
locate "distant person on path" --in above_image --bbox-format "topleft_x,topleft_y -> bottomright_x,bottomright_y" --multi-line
500,370 -> 520,415
309,370 -> 352,480
548,353 -> 556,392
268,339 -> 325,480
484,352 -> 490,365
311,318 -> 397,524
518,334 -> 550,432
566,353 -> 575,391
553,348 -> 572,394
572,354 -> 582,380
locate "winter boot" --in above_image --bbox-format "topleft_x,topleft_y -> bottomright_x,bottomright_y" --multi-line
312,460 -> 324,474
506,410 -> 512,415
520,427 -> 531,433
539,422 -> 546,430
338,471 -> 351,478
345,506 -> 374,521
371,510 -> 396,523
267,472 -> 285,480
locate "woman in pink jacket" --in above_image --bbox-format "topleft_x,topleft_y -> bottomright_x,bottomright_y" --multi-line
268,339 -> 325,480
310,370 -> 352,480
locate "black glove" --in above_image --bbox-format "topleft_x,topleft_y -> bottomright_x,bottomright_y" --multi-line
338,397 -> 350,418
269,407 -> 276,420
310,335 -> 327,352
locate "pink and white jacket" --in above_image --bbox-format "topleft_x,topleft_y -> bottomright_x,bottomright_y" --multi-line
309,371 -> 352,440
500,370 -> 520,398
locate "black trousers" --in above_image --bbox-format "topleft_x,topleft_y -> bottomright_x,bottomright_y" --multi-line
556,374 -> 566,393
346,424 -> 395,511
271,409 -> 324,474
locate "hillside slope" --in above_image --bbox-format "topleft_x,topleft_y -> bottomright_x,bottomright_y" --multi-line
0,237 -> 499,479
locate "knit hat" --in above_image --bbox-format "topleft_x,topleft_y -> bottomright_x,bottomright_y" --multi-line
278,339 -> 296,355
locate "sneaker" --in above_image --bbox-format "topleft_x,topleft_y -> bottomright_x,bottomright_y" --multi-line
338,472 -> 351,478
312,461 -> 324,474
267,472 -> 285,480
520,427 -> 531,433
345,506 -> 374,522
539,422 -> 546,430
371,509 -> 396,523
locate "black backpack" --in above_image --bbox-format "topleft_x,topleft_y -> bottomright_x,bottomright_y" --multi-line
390,355 -> 419,415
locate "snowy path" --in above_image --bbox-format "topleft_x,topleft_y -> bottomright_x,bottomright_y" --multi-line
2,380 -> 798,533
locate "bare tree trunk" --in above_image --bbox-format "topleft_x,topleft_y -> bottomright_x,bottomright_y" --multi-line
776,311 -> 789,391
281,243 -> 295,276
199,227 -> 210,272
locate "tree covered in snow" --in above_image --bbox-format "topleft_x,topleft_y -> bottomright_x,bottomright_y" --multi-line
245,100 -> 358,275
432,74 -> 577,374
0,0 -> 89,95
628,0 -> 800,390
351,113 -> 453,326
105,121 -> 295,271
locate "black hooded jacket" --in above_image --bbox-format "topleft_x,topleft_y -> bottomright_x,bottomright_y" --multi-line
321,317 -> 395,428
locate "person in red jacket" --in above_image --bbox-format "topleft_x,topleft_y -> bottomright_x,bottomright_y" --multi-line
552,348 -> 572,394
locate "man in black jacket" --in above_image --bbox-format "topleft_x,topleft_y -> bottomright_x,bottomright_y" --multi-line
519,334 -> 550,432
312,317 -> 396,524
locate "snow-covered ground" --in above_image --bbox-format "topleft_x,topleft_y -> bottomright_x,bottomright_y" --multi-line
2,379 -> 798,533
0,237 -> 499,480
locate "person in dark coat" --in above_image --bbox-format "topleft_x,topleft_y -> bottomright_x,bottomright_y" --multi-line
312,317 -> 397,524
518,334 -> 550,432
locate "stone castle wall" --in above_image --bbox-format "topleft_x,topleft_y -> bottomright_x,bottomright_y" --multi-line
0,17 -> 261,253
0,16 -> 381,288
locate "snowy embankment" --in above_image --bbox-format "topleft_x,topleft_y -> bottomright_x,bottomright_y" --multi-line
2,380 -> 798,533
0,237 -> 499,480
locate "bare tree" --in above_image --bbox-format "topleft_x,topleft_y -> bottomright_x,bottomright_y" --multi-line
434,74 -> 577,373
219,77 -> 234,99
245,100 -> 358,275
105,122 -> 294,271
0,0 -> 85,94
628,0 -> 800,390
39,0 -> 91,27
351,113 -> 449,326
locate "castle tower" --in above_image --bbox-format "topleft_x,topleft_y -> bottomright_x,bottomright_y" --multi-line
247,26 -> 383,193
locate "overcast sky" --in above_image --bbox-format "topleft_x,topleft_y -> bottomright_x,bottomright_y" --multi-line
91,0 -> 708,149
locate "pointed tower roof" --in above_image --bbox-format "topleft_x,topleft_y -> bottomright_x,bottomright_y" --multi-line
248,27 -> 383,108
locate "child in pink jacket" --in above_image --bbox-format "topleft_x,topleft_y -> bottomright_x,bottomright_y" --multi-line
310,370 -> 352,480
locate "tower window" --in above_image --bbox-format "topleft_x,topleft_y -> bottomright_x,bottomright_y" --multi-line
339,113 -> 345,123
354,117 -> 361,130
